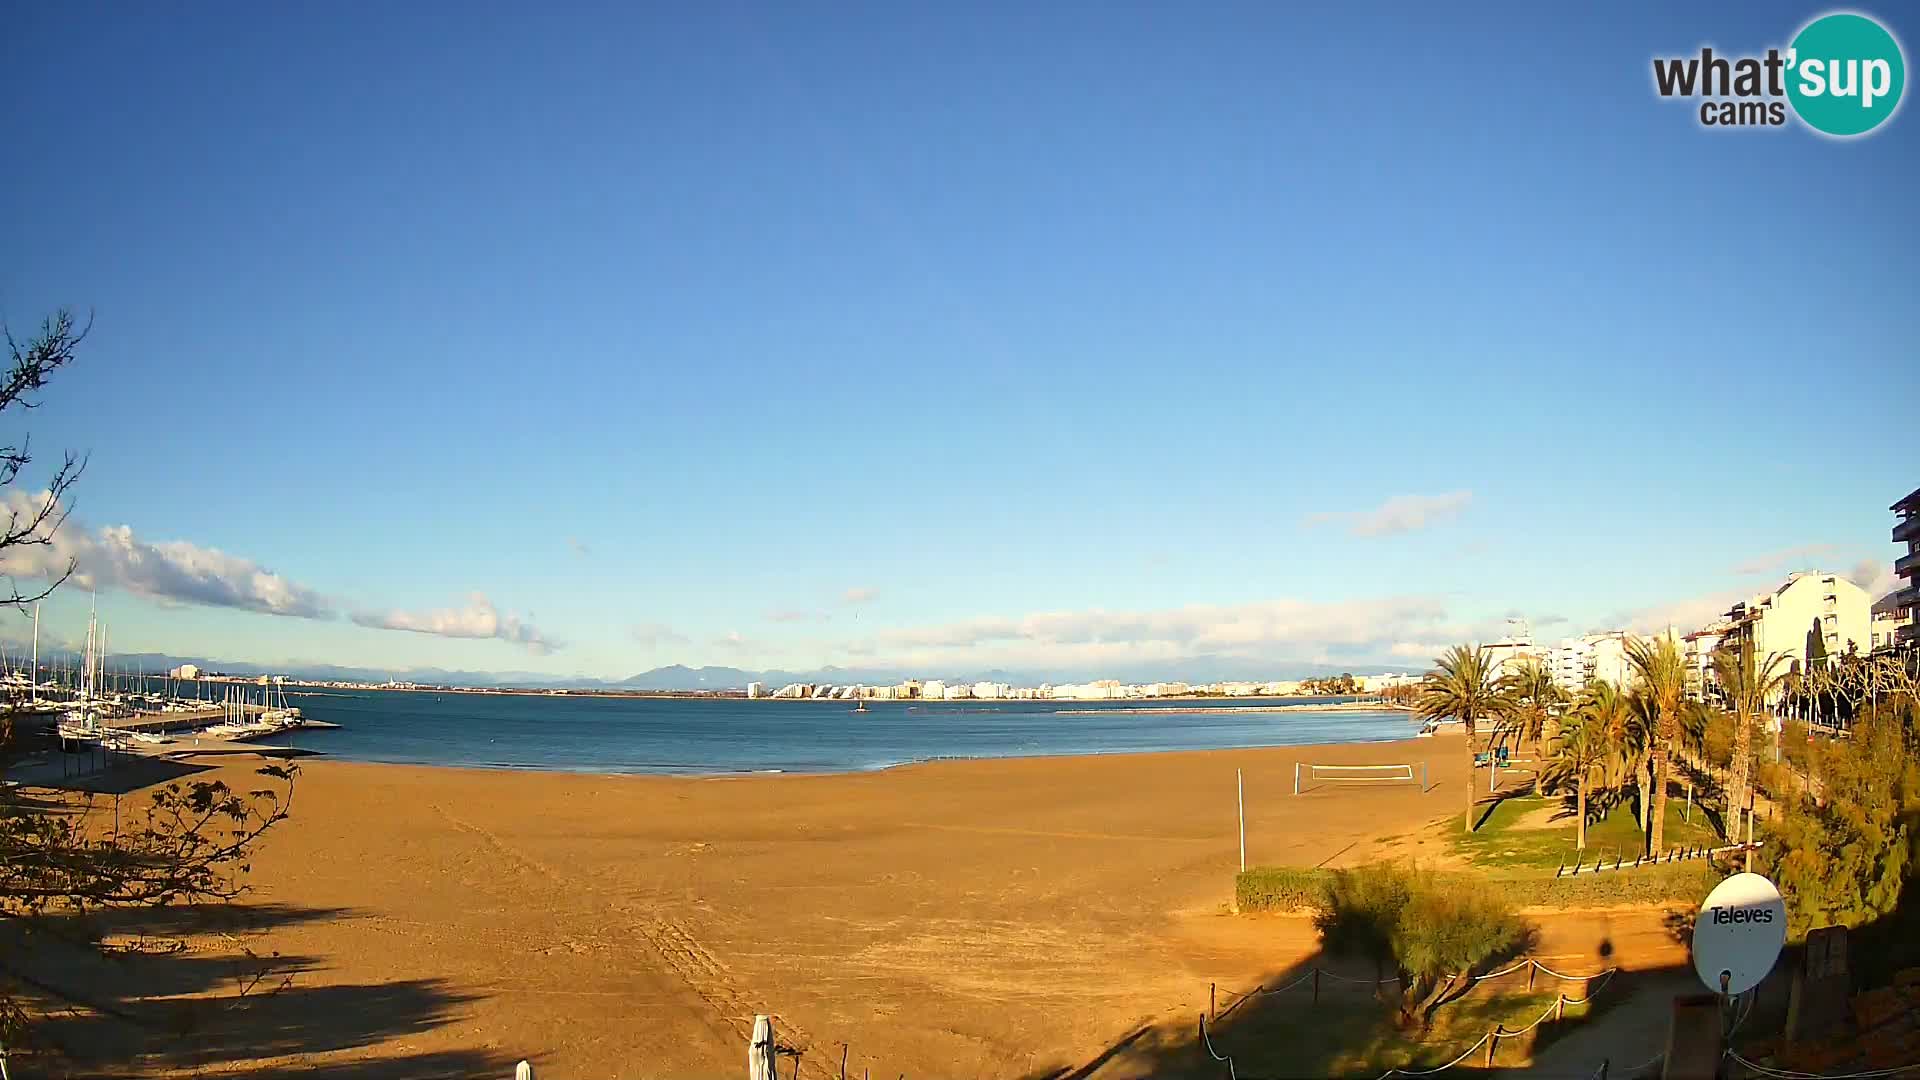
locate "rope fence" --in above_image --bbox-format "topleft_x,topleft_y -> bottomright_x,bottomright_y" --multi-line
1200,958 -> 1622,1079
1209,957 -> 1616,1022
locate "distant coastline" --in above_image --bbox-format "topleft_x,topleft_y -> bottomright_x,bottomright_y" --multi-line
1052,700 -> 1413,715
283,683 -> 1413,708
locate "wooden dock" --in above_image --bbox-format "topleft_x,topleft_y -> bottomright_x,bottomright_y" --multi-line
103,708 -> 340,734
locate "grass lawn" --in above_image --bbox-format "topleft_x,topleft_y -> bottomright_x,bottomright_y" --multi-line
1450,792 -> 1723,872
1207,987 -> 1586,1076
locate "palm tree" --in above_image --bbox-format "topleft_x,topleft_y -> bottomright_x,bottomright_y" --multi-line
1542,697 -> 1613,850
1416,645 -> 1509,833
1626,635 -> 1691,855
1499,657 -> 1565,793
1710,641 -> 1790,868
1617,685 -> 1659,837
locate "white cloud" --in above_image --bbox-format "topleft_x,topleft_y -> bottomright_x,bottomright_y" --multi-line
842,586 -> 879,606
0,491 -> 333,618
767,609 -> 828,624
629,622 -> 688,648
351,592 -> 556,654
1608,587 -> 1752,637
843,595 -> 1460,671
1730,544 -> 1837,576
714,629 -> 747,649
1303,491 -> 1473,538
1849,558 -> 1898,600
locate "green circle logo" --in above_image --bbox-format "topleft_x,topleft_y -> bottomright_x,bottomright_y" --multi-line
1787,13 -> 1906,136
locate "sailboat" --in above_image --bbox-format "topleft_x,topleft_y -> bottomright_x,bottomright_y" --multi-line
57,599 -> 103,740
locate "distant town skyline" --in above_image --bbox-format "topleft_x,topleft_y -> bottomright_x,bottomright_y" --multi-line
2,2 -> 1914,680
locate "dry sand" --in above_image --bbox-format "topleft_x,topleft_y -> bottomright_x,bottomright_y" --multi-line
62,736 -> 1685,1078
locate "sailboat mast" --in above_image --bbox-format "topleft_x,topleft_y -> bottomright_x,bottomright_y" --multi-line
31,603 -> 38,704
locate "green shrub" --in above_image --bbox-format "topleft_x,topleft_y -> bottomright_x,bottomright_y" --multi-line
1236,866 -> 1333,911
1235,860 -> 1721,913
1311,864 -> 1531,1030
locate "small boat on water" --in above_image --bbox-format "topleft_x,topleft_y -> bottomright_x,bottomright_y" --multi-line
852,700 -> 869,713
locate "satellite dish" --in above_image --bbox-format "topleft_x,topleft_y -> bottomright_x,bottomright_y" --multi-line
1692,872 -> 1786,995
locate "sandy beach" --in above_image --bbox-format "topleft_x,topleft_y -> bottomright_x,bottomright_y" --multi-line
57,736 -> 1686,1079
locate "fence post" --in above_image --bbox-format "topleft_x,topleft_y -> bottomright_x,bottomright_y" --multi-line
1487,1030 -> 1500,1067
1556,994 -> 1565,1022
1209,982 -> 1216,1021
514,1063 -> 534,1080
1312,968 -> 1320,1006
1527,961 -> 1536,993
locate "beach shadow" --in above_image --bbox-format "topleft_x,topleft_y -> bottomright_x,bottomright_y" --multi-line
7,901 -> 503,1077
240,1049 -> 529,1079
28,753 -> 217,795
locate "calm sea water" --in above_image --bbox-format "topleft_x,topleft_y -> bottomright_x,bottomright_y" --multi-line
253,689 -> 1418,774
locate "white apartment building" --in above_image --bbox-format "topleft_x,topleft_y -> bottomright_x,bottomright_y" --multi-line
921,680 -> 946,700
745,681 -> 763,699
972,681 -> 1009,699
1544,631 -> 1635,691
942,683 -> 973,700
1682,625 -> 1727,689
1547,638 -> 1590,691
1717,571 -> 1872,672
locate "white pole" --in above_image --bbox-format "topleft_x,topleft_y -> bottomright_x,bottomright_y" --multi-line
1237,768 -> 1246,872
748,1015 -> 775,1080
30,603 -> 38,704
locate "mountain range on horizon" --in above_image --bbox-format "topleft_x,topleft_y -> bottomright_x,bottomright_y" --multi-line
3,645 -> 1422,692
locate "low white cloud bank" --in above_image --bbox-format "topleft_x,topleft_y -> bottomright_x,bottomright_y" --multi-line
1304,491 -> 1473,538
836,595 -> 1483,672
351,592 -> 557,654
0,491 -> 332,618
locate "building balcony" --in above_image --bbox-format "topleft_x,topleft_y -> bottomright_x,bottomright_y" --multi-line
1896,515 -> 1920,545
1901,623 -> 1920,647
1898,550 -> 1920,579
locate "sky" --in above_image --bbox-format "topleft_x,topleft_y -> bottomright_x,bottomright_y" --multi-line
1,1 -> 1914,681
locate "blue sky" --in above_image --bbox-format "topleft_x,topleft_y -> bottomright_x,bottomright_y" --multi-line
1,2 -> 1913,679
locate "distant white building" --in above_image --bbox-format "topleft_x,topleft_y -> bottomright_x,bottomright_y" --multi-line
943,683 -> 973,700
972,682 -> 1009,699
921,680 -> 946,701
746,681 -> 764,699
169,664 -> 199,681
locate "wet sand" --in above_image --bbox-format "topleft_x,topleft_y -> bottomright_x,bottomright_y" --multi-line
95,736 -> 1683,1078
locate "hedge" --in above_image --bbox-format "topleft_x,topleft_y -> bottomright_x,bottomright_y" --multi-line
1235,861 -> 1722,913
1235,867 -> 1333,912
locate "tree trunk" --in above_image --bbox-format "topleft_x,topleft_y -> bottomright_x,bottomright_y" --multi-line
1638,764 -> 1651,836
1649,708 -> 1673,855
1463,714 -> 1476,833
1730,708 -> 1751,829
1576,776 -> 1587,850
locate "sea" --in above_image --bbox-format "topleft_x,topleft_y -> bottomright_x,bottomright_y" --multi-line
253,689 -> 1418,775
